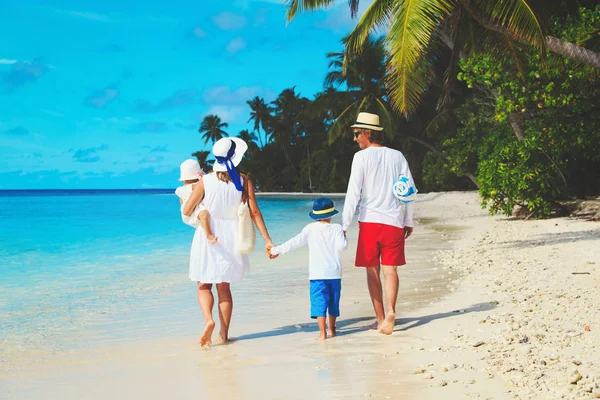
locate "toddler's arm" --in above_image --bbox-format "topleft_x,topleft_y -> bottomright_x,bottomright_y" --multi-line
270,226 -> 309,257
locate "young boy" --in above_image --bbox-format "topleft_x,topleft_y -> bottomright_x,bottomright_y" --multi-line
269,197 -> 347,341
175,159 -> 217,244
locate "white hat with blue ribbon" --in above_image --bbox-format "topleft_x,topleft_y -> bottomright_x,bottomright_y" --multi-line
212,137 -> 248,191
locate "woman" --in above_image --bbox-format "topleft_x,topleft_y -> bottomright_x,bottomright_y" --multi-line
183,137 -> 275,347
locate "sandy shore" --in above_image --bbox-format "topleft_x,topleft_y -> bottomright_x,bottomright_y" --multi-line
399,192 -> 600,399
2,191 -> 599,399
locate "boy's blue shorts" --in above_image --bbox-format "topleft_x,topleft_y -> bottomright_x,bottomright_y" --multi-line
309,279 -> 341,318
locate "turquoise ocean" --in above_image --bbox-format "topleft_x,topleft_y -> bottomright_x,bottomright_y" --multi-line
0,190 -> 327,353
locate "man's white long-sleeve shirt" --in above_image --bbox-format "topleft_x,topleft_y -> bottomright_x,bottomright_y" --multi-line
271,222 -> 348,280
342,146 -> 415,231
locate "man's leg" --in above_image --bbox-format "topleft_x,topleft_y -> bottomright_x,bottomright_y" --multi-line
197,283 -> 215,347
378,265 -> 399,335
366,265 -> 385,328
216,282 -> 233,344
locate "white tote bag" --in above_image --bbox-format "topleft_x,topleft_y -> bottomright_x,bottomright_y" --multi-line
236,177 -> 256,254
237,202 -> 256,254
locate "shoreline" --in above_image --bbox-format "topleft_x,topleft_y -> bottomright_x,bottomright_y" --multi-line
0,193 -> 458,399
2,191 -> 599,399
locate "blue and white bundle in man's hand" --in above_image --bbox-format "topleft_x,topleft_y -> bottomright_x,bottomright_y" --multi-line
393,175 -> 417,203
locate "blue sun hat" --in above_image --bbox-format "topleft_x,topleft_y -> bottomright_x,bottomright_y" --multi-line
309,197 -> 339,220
393,175 -> 418,203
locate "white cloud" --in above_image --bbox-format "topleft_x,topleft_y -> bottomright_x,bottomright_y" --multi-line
41,108 -> 66,117
0,59 -> 18,65
202,105 -> 246,124
243,0 -> 284,4
212,12 -> 247,30
226,37 -> 247,56
202,85 -> 275,106
200,85 -> 276,123
53,9 -> 115,22
193,27 -> 208,38
254,8 -> 269,26
313,0 -> 373,31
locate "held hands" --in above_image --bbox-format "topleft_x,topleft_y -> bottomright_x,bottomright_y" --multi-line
265,241 -> 278,260
404,226 -> 414,239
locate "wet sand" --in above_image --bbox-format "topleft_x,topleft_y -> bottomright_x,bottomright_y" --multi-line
1,193 -> 460,399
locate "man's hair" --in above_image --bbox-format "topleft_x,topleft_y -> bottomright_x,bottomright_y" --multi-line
367,129 -> 384,144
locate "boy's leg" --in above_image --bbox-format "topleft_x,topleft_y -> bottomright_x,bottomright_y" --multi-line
328,315 -> 337,338
327,279 -> 341,338
310,280 -> 328,341
197,282 -> 215,347
316,317 -> 327,341
198,210 -> 217,244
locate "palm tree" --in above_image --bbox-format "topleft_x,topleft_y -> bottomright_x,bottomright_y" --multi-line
320,35 -> 395,142
236,129 -> 259,155
237,129 -> 258,145
191,150 -> 213,172
247,96 -> 271,148
286,0 -> 600,116
268,88 -> 308,176
199,114 -> 228,145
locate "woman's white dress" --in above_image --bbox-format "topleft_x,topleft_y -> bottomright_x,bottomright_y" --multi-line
189,173 -> 249,283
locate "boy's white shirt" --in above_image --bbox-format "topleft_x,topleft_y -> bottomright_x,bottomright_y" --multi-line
271,221 -> 348,280
341,146 -> 415,231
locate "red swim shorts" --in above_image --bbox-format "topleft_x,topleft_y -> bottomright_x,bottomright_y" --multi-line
355,222 -> 406,267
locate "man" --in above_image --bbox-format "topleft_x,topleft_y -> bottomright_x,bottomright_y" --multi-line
341,112 -> 416,335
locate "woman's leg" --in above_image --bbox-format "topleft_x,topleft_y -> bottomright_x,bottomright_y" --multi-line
197,282 -> 215,347
216,282 -> 233,344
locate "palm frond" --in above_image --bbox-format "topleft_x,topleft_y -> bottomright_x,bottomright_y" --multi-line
421,108 -> 455,139
324,71 -> 347,88
470,0 -> 546,53
386,0 -> 453,116
437,6 -> 464,110
344,0 -> 394,60
286,0 -> 337,22
373,97 -> 395,140
348,0 -> 360,18
505,37 -> 528,78
327,99 -> 362,144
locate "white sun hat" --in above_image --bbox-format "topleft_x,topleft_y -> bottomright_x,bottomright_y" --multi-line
178,159 -> 202,181
351,112 -> 384,131
212,137 -> 248,172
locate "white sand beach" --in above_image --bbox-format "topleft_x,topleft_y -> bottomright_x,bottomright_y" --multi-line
2,191 -> 599,399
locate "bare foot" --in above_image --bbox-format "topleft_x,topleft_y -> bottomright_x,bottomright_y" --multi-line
199,320 -> 215,347
207,235 -> 218,244
328,329 -> 336,338
379,313 -> 395,335
214,335 -> 229,345
367,321 -> 381,330
316,334 -> 327,341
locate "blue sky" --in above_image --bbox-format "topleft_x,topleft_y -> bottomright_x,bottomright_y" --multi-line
0,0 -> 371,189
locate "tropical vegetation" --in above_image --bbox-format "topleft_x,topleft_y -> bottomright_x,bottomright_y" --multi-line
192,2 -> 599,218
